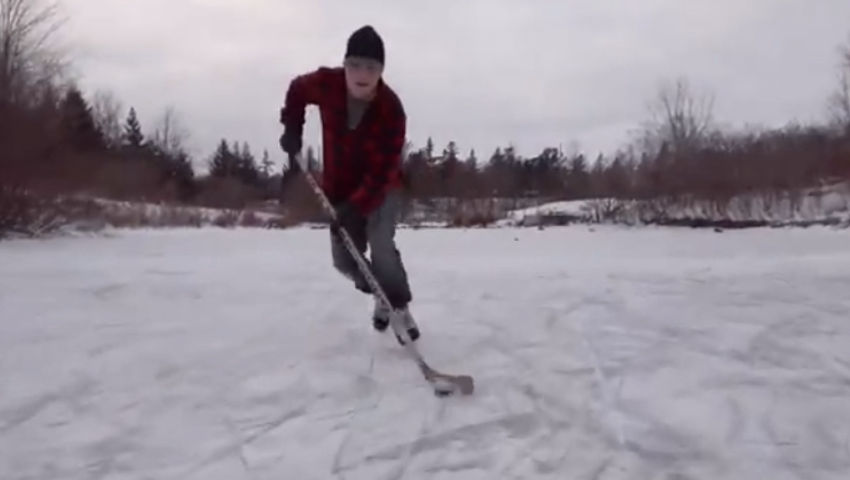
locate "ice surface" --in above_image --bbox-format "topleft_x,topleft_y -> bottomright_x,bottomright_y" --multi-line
2,226 -> 850,479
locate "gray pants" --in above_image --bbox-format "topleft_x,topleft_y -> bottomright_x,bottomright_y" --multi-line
331,190 -> 412,309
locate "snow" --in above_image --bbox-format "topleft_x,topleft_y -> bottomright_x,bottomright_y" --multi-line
2,225 -> 850,479
85,197 -> 285,227
502,182 -> 850,227
500,199 -> 589,223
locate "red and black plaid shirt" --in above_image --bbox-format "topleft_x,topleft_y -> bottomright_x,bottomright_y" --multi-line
280,66 -> 406,214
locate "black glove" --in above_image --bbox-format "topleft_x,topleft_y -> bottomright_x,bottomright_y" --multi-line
279,128 -> 302,171
331,201 -> 361,234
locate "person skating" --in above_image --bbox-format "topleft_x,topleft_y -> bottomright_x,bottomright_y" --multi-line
278,25 -> 419,343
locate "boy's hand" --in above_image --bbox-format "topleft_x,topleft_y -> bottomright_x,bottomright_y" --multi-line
331,202 -> 360,233
279,128 -> 302,158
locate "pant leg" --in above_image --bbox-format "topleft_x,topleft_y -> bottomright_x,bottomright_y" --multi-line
330,214 -> 372,294
366,189 -> 413,309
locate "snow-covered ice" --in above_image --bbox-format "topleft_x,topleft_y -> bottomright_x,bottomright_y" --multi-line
2,225 -> 850,479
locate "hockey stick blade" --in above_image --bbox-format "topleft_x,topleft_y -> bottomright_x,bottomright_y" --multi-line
427,370 -> 475,396
392,316 -> 475,396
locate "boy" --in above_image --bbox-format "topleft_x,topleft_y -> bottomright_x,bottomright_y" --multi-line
279,25 -> 419,343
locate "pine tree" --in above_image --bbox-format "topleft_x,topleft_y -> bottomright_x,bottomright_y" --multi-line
425,137 -> 435,163
209,139 -> 235,177
465,149 -> 478,171
260,149 -> 273,178
164,150 -> 195,201
122,107 -> 144,149
60,87 -> 103,151
237,141 -> 259,185
567,153 -> 590,198
439,141 -> 460,196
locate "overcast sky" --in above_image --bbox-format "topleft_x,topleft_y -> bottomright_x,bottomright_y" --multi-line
63,0 -> 850,170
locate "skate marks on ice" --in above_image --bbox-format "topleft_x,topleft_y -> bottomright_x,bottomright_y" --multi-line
373,284 -> 625,478
0,375 -> 97,436
455,266 -> 850,478
4,228 -> 850,478
90,282 -> 130,301
411,279 -> 693,478
0,374 -> 160,479
332,408 -> 542,479
176,357 -> 387,479
573,275 -> 850,478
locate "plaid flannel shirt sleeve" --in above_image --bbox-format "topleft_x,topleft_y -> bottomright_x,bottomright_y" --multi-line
279,67 -> 331,132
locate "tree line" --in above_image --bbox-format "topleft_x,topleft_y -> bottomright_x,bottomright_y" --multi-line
0,0 -> 288,212
402,68 -> 850,205
2,0 -> 850,231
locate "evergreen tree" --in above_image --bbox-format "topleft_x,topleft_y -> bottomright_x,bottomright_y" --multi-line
60,87 -> 103,151
163,150 -> 196,201
525,147 -> 564,196
489,147 -> 504,165
209,139 -> 236,177
402,146 -> 434,198
425,137 -> 435,163
237,141 -> 259,185
465,148 -> 478,171
122,107 -> 144,149
589,154 -> 607,197
441,141 -> 459,174
605,155 -> 630,197
260,149 -> 273,178
567,153 -> 590,198
439,141 -> 460,196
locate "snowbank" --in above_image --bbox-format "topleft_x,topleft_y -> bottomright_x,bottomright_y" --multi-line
84,197 -> 287,228
501,182 -> 850,229
7,182 -> 848,241
497,199 -> 591,227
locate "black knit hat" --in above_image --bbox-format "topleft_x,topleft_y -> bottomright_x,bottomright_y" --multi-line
345,25 -> 384,65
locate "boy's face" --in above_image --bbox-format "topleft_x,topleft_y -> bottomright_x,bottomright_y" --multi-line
344,57 -> 383,99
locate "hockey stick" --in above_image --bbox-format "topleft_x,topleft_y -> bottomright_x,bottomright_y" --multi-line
292,154 -> 474,396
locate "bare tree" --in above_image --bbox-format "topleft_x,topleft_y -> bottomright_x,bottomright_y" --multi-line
643,77 -> 715,156
150,106 -> 190,156
91,89 -> 123,148
0,0 -> 67,106
828,36 -> 850,132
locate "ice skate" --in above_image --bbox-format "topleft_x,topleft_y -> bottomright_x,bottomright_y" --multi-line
372,295 -> 390,332
390,306 -> 420,345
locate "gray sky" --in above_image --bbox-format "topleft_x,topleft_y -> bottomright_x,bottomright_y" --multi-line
63,0 -> 850,171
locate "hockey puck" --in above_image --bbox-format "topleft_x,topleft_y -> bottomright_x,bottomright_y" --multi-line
434,387 -> 452,397
432,378 -> 455,397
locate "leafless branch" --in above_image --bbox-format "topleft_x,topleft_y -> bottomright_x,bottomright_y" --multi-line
643,77 -> 715,156
91,89 -> 124,148
828,37 -> 850,132
0,0 -> 67,106
151,106 -> 190,156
